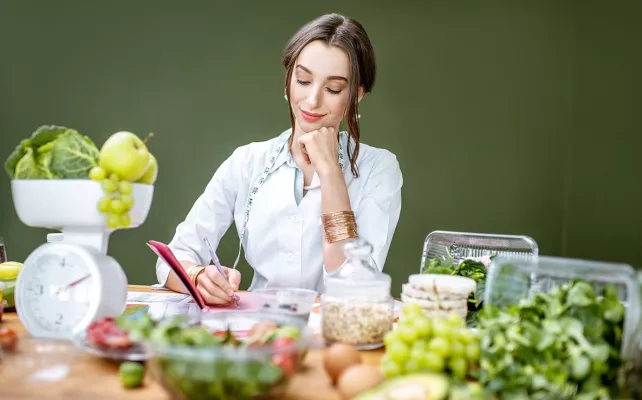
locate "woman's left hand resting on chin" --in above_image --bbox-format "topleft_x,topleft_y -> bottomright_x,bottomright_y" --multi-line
298,126 -> 355,272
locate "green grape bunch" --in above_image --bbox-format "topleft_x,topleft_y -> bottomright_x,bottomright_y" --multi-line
90,166 -> 135,229
381,302 -> 480,382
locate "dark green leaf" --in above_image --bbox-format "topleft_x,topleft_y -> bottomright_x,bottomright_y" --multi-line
29,125 -> 68,147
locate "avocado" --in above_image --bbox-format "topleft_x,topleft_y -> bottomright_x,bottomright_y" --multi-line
354,373 -> 450,400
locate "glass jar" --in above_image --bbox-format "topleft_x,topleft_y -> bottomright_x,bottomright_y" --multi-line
0,236 -> 6,264
321,239 -> 394,350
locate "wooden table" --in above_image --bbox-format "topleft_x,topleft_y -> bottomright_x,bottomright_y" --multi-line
0,285 -> 384,399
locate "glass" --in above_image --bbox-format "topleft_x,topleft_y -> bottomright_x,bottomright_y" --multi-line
0,236 -> 6,263
321,238 -> 394,350
252,288 -> 317,323
146,311 -> 310,400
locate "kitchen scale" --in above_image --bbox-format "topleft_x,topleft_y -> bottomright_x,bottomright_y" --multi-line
10,179 -> 154,340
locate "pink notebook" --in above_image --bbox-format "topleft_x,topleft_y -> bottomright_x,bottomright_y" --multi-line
146,240 -> 261,311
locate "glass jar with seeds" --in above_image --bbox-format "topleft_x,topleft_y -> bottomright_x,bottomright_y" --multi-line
321,239 -> 394,350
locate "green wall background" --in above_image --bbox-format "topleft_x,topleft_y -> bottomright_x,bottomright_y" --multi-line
1,1 -> 640,297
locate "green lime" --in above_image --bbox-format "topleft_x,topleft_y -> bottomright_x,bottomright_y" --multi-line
120,361 -> 144,388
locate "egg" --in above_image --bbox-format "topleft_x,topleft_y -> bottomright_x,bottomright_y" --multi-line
323,343 -> 362,384
337,364 -> 385,398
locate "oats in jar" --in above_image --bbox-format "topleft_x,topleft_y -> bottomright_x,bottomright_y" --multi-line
322,299 -> 393,349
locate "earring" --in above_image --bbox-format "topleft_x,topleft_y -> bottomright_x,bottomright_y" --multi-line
284,88 -> 288,101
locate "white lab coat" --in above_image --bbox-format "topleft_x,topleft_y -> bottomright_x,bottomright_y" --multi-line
156,129 -> 403,293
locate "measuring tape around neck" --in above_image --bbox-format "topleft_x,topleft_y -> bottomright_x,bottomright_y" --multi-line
231,130 -> 347,269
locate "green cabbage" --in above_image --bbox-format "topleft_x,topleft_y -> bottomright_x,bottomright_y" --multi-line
4,125 -> 99,180
49,130 -> 100,178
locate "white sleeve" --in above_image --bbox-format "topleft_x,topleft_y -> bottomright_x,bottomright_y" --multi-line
155,147 -> 248,285
324,152 -> 403,280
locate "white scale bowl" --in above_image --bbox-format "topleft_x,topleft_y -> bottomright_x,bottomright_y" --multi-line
12,179 -> 153,231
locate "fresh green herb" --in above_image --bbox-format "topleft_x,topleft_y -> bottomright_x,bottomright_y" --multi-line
478,280 -> 625,400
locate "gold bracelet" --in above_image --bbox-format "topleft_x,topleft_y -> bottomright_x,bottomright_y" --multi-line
321,211 -> 358,243
186,266 -> 206,287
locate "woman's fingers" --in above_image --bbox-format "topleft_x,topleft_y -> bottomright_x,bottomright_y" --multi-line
205,266 -> 235,297
299,137 -> 311,164
197,272 -> 232,305
226,268 -> 242,291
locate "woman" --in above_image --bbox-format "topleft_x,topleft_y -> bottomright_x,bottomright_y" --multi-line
156,13 -> 403,305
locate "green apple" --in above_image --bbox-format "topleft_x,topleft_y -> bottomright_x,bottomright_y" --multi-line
99,131 -> 150,181
0,261 -> 23,309
136,153 -> 158,185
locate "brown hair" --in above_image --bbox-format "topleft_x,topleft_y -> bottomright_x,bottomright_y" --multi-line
282,13 -> 376,178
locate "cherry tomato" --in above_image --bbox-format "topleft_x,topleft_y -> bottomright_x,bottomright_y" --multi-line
0,326 -> 18,352
272,354 -> 296,378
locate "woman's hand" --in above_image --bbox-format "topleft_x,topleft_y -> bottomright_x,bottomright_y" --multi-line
298,127 -> 340,176
196,266 -> 241,305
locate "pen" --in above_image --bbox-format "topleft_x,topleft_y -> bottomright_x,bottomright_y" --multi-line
203,237 -> 240,308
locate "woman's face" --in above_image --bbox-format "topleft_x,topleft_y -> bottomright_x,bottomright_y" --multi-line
289,40 -> 360,133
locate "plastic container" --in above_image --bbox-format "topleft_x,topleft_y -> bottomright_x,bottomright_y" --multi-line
321,238 -> 394,350
253,288 -> 318,323
146,311 -> 310,400
622,272 -> 642,398
484,255 -> 641,356
419,230 -> 539,273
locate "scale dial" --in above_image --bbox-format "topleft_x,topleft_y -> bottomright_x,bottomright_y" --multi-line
16,242 -> 127,339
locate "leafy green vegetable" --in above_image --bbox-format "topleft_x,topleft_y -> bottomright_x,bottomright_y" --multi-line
4,125 -> 99,180
49,130 -> 99,178
478,280 -> 625,400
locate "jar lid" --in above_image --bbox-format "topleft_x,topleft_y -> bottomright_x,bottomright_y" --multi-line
332,238 -> 382,280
